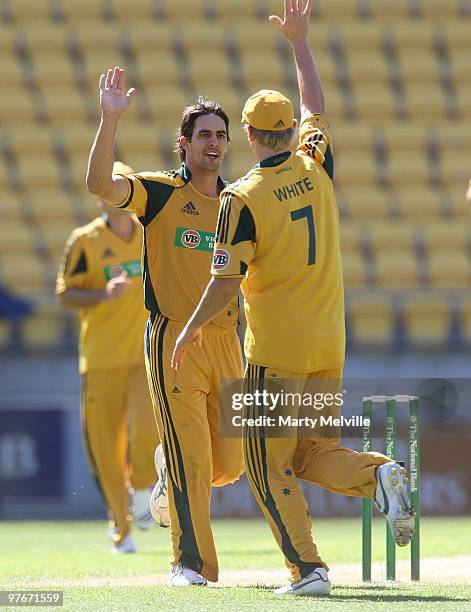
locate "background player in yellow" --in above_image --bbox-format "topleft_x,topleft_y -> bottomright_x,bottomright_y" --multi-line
56,161 -> 161,553
173,0 -> 416,596
86,68 -> 244,586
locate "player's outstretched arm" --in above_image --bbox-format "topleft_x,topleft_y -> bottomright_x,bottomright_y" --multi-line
270,0 -> 325,120
87,67 -> 135,204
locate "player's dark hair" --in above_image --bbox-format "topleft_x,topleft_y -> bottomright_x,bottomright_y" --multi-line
176,97 -> 230,161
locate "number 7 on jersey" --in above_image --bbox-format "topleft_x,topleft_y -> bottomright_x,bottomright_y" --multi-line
290,205 -> 316,266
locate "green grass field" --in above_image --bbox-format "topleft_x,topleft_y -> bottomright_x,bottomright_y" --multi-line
1,518 -> 470,611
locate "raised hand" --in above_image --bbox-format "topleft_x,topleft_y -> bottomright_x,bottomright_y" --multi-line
269,0 -> 313,43
99,66 -> 136,117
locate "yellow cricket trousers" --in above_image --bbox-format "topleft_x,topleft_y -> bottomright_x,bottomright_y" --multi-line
244,363 -> 390,582
82,364 -> 159,545
145,314 -> 244,582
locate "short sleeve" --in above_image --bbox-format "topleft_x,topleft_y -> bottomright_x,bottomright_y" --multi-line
297,113 -> 334,180
115,173 -> 149,218
211,193 -> 256,278
55,232 -> 90,294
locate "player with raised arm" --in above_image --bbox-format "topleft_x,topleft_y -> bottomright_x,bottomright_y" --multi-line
86,68 -> 244,586
172,0 -> 416,596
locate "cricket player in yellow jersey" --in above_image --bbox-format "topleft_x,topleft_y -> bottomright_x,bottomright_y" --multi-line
56,162 -> 160,554
173,0 -> 416,596
86,68 -> 244,586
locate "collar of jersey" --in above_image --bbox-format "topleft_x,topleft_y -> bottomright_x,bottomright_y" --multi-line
178,163 -> 226,195
254,151 -> 292,169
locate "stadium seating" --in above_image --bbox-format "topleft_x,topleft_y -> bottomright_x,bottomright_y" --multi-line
1,0 -> 469,351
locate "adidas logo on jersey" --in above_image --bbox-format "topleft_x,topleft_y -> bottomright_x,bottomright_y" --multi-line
172,386 -> 181,393
274,118 -> 286,128
181,202 -> 199,215
102,247 -> 115,258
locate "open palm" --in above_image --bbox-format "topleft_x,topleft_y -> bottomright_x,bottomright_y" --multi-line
99,66 -> 135,116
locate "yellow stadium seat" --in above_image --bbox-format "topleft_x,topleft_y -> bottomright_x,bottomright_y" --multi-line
335,151 -> 378,187
127,23 -> 175,52
423,222 -> 470,252
0,88 -> 37,123
441,21 -> 469,50
39,221 -> 78,261
387,151 -> 430,186
415,0 -> 461,17
214,0 -> 257,20
116,122 -> 161,155
7,125 -> 55,157
354,87 -> 397,119
340,223 -> 364,254
21,307 -> 68,349
344,188 -> 392,220
367,222 -> 417,254
4,55 -> 26,87
0,25 -> 16,53
333,23 -> 383,51
68,156 -> 89,192
348,295 -> 395,346
191,87 -> 245,120
2,191 -> 24,221
448,187 -> 471,219
366,0 -> 413,17
19,23 -> 71,53
433,122 -> 471,152
375,250 -> 421,288
332,123 -> 374,154
397,51 -> 442,86
388,21 -> 436,50
449,50 -> 470,87
0,223 -> 36,254
228,125 -> 249,155
8,0 -> 52,21
314,0 -> 361,18
17,154 -> 63,190
28,191 -> 78,223
0,158 -> 10,190
403,294 -> 451,346
395,187 -> 445,219
80,49 -> 128,89
455,86 -> 471,119
342,252 -> 370,288
440,150 -> 471,187
459,297 -> 471,345
347,51 -> 391,84
144,85 -> 189,121
226,154 -> 255,184
57,0 -> 106,21
160,0 -> 209,19
135,50 -> 182,87
57,125 -> 97,156
80,196 -> 101,223
32,53 -> 77,87
187,52 -> 233,87
232,21 -> 286,51
324,86 -> 348,119
304,51 -> 339,86
41,88 -> 93,125
0,319 -> 11,350
380,122 -> 429,153
73,23 -> 125,54
0,254 -> 46,294
428,250 -> 470,288
123,153 -> 166,173
108,0 -> 157,21
239,49 -> 287,91
405,84 -> 449,119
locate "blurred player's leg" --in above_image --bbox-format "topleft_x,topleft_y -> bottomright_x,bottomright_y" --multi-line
127,364 -> 159,529
207,328 -> 244,487
82,368 -> 132,548
145,315 -> 218,583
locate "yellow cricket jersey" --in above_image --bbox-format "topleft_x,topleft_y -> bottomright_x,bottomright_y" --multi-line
56,216 -> 147,374
211,114 -> 345,372
114,164 -> 238,328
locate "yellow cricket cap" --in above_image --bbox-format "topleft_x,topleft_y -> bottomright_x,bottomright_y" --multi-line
241,89 -> 295,132
113,160 -> 134,175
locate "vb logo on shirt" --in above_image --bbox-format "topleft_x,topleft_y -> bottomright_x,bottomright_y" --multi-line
175,227 -> 215,253
104,260 -> 141,280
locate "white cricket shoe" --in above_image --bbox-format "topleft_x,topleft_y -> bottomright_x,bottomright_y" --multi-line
374,461 -> 416,547
150,444 -> 170,528
274,567 -> 331,596
111,534 -> 137,554
169,563 -> 207,587
132,487 -> 155,530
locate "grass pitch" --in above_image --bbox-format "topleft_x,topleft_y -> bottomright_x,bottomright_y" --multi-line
0,517 -> 470,611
